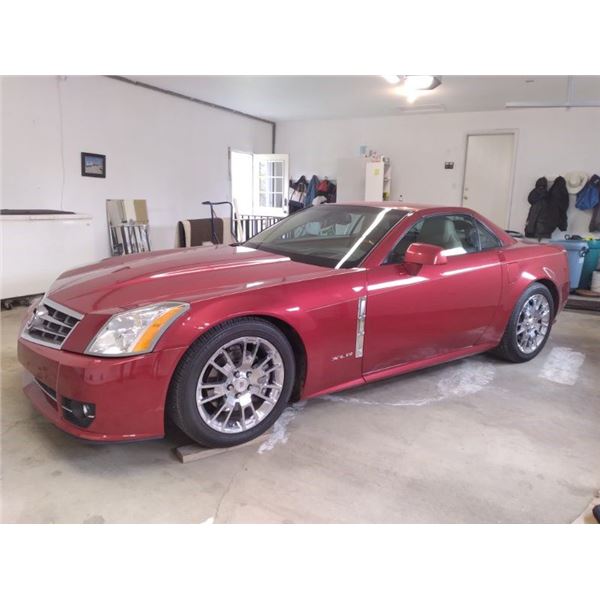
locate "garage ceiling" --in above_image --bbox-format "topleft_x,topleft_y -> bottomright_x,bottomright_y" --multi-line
125,75 -> 600,122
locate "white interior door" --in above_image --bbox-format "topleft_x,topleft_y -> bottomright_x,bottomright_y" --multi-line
462,133 -> 515,228
253,154 -> 289,217
230,150 -> 253,215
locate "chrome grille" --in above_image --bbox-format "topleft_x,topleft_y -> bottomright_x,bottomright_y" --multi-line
22,298 -> 83,349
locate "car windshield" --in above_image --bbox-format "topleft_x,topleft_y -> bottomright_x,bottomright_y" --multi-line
243,205 -> 409,268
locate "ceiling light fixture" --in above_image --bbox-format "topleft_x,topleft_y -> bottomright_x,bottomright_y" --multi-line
388,75 -> 442,104
403,75 -> 442,90
381,75 -> 401,85
394,86 -> 422,103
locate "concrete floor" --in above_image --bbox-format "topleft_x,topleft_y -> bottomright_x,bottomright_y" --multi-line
1,305 -> 599,523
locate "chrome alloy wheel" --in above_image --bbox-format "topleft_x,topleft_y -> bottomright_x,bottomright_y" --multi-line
516,293 -> 551,354
196,336 -> 285,434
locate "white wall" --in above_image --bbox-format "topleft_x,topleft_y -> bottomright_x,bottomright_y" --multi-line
1,76 -> 272,260
276,108 -> 600,237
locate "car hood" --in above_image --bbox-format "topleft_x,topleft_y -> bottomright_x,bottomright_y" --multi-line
48,245 -> 332,314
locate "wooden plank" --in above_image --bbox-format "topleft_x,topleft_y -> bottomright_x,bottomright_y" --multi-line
566,293 -> 600,313
174,433 -> 270,464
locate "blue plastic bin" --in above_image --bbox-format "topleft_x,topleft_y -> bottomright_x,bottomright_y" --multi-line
550,239 -> 589,290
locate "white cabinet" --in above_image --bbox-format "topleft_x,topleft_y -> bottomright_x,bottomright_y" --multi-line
1,213 -> 96,299
337,157 -> 392,203
365,160 -> 392,201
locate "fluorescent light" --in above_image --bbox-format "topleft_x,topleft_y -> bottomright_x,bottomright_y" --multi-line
397,104 -> 446,114
403,75 -> 441,90
381,75 -> 400,85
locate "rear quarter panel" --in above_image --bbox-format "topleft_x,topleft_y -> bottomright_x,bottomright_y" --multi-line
488,241 -> 569,341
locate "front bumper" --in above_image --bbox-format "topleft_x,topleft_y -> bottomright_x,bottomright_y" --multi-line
18,337 -> 185,442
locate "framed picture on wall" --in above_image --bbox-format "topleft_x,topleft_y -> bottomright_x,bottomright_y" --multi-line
81,152 -> 106,178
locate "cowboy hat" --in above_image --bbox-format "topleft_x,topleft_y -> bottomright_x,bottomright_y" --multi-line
564,171 -> 589,194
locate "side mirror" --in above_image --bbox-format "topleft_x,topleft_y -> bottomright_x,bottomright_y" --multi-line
405,243 -> 447,266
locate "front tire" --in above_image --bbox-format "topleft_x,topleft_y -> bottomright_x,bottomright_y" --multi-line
167,317 -> 296,448
493,282 -> 554,363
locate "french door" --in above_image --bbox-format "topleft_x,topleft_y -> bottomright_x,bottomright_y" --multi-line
252,154 -> 289,217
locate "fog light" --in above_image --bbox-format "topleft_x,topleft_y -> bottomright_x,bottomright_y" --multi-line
62,398 -> 96,428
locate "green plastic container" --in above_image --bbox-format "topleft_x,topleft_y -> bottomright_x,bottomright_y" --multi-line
580,239 -> 600,289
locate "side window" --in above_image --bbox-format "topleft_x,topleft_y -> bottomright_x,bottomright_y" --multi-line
448,215 -> 479,254
475,219 -> 502,250
387,214 -> 481,264
386,220 -> 424,263
413,215 -> 478,256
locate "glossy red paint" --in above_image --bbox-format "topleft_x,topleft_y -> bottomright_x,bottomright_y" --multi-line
18,203 -> 569,442
405,243 -> 447,266
363,250 -> 504,372
18,335 -> 184,441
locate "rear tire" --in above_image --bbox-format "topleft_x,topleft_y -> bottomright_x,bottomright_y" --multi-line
167,317 -> 296,448
493,282 -> 554,363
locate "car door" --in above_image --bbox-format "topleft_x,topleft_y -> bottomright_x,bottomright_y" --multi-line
362,213 -> 504,374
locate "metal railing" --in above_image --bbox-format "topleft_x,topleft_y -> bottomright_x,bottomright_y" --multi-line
234,215 -> 283,243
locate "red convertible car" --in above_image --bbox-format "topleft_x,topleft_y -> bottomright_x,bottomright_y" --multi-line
18,203 -> 569,447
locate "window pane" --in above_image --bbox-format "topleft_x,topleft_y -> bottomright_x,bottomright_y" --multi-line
272,161 -> 283,177
388,214 -> 481,263
273,178 -> 283,193
476,221 -> 501,249
245,205 -> 409,269
415,216 -> 462,254
387,221 -> 423,263
449,215 -> 478,254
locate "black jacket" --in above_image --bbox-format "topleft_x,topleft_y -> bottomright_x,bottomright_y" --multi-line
525,177 -> 550,238
525,176 -> 569,238
549,176 -> 569,232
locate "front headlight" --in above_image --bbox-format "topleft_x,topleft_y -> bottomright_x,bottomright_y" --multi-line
85,302 -> 189,357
